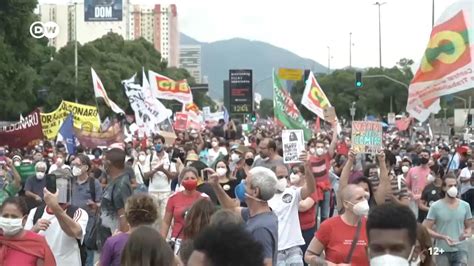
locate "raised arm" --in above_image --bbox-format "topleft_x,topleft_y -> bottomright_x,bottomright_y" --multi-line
300,151 -> 316,200
206,168 -> 242,216
374,151 -> 390,205
328,121 -> 338,158
43,188 -> 83,239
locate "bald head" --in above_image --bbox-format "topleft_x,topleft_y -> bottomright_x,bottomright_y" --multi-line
341,184 -> 361,202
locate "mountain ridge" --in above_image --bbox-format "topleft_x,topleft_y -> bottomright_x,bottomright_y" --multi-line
180,33 -> 327,99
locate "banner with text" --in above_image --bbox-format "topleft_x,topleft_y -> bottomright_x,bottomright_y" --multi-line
229,69 -> 253,114
84,0 -> 122,21
282,129 -> 305,164
0,110 -> 44,148
351,121 -> 383,154
41,101 -> 101,139
148,70 -> 193,104
75,123 -> 123,148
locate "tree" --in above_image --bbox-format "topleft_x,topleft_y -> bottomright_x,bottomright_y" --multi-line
258,99 -> 274,118
0,0 -> 52,120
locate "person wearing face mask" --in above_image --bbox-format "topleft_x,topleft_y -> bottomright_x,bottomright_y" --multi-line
253,138 -> 285,171
268,152 -> 315,266
305,184 -> 370,266
458,156 -> 473,198
214,160 -> 239,199
291,164 -> 318,266
207,137 -> 228,167
366,202 -> 419,266
161,167 -> 209,254
0,197 -> 56,265
307,124 -> 338,226
132,150 -> 149,193
417,165 -> 444,223
0,158 -> 22,206
69,154 -> 103,265
91,148 -> 103,169
24,161 -> 48,209
47,153 -> 71,174
208,166 -> 278,266
406,149 -> 432,219
422,174 -> 472,266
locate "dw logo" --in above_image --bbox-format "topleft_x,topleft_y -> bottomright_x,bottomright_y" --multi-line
30,21 -> 60,39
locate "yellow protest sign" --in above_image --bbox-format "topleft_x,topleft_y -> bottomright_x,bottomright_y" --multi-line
278,68 -> 304,81
41,101 -> 101,139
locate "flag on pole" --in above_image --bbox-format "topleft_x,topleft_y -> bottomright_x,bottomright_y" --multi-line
301,71 -> 331,119
91,67 -> 125,114
273,69 -> 312,140
315,116 -> 321,132
148,70 -> 193,104
407,1 -> 474,122
57,113 -> 76,155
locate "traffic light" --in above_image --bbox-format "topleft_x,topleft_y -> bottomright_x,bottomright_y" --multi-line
355,71 -> 363,88
468,114 -> 472,126
250,111 -> 257,122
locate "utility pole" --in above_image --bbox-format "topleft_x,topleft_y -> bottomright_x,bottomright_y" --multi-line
349,32 -> 352,68
374,2 -> 386,68
74,2 -> 78,103
432,0 -> 435,28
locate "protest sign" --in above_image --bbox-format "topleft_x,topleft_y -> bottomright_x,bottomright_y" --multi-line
282,129 -> 305,164
15,164 -> 36,182
75,123 -> 123,148
41,101 -> 101,139
174,112 -> 188,132
0,110 -> 44,148
351,121 -> 383,154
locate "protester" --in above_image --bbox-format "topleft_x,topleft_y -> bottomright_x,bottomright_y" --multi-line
269,151 -> 315,265
209,209 -> 243,226
161,167 -> 209,253
187,223 -> 265,266
459,155 -> 473,198
207,136 -> 228,166
214,159 -> 238,198
305,184 -> 369,266
366,202 -> 418,265
47,153 -> 70,174
69,154 -> 102,266
0,197 -> 56,266
418,164 -> 444,223
121,225 -> 178,266
24,161 -> 48,209
209,166 -> 278,266
183,198 -> 216,240
26,188 -> 88,265
422,173 -> 472,266
99,148 -> 133,244
0,158 -> 21,205
415,223 -> 434,266
406,149 -> 432,218
253,138 -> 284,170
100,194 -> 159,266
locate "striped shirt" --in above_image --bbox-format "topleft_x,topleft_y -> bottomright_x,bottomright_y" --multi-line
368,174 -> 408,202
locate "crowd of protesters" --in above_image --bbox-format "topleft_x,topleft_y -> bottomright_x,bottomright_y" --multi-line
0,116 -> 473,266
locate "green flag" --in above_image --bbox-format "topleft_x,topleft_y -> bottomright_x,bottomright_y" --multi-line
273,70 -> 312,140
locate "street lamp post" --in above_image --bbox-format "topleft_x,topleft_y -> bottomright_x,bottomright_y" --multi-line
74,2 -> 78,103
374,2 -> 386,68
349,32 -> 352,68
432,0 -> 435,28
350,102 -> 356,121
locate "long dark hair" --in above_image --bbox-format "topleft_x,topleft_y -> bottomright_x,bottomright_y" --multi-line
121,225 -> 175,266
183,198 -> 216,240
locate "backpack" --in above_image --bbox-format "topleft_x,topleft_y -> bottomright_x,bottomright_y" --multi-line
33,204 -> 86,266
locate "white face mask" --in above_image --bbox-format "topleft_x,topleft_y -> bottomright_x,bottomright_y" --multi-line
211,141 -> 218,148
138,155 -> 146,162
427,174 -> 435,183
289,173 -> 300,184
48,153 -> 54,158
276,178 -> 288,192
447,186 -> 458,198
56,158 -> 63,165
0,217 -> 23,236
370,246 -> 415,266
316,148 -> 325,156
347,199 -> 370,216
13,161 -> 21,167
309,148 -> 316,155
402,166 -> 410,174
36,172 -> 45,180
216,167 -> 228,177
231,153 -> 240,163
72,166 -> 82,177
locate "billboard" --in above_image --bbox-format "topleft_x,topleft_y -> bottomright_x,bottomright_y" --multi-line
85,0 -> 123,22
229,70 -> 253,114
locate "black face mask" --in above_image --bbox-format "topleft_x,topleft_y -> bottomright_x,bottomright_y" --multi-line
468,162 -> 473,168
420,157 -> 429,165
245,158 -> 254,167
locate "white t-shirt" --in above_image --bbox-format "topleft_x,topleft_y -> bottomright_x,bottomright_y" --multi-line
207,147 -> 228,166
48,164 -> 71,174
25,206 -> 88,266
459,167 -> 473,181
148,152 -> 176,193
268,186 -> 305,250
134,162 -> 147,185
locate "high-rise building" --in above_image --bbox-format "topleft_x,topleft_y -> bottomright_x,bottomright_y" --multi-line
179,45 -> 202,83
129,4 -> 179,67
38,2 -> 179,67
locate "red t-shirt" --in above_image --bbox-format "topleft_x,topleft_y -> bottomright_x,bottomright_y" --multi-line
166,190 -> 208,238
298,191 -> 318,230
3,230 -> 47,266
315,216 -> 369,266
309,154 -> 331,183
337,142 -> 349,156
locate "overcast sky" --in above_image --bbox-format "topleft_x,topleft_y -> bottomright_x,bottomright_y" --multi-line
42,0 -> 458,69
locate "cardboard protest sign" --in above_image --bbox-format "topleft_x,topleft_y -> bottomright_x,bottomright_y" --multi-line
173,112 -> 188,132
282,130 -> 305,164
323,106 -> 336,122
0,110 -> 44,148
351,121 -> 383,154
